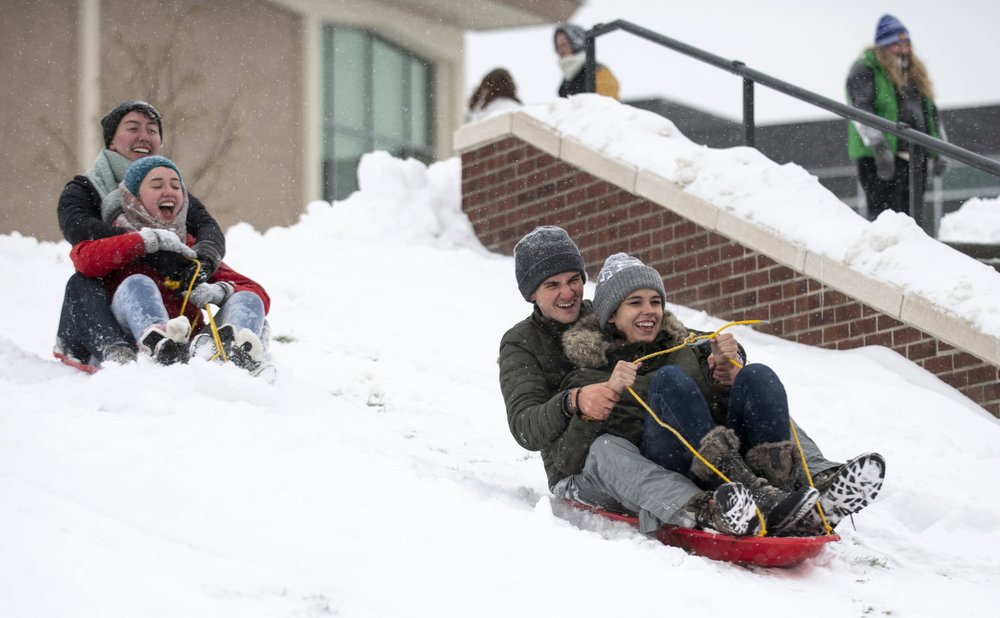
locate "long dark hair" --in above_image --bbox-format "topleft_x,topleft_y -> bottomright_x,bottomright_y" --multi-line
469,68 -> 521,111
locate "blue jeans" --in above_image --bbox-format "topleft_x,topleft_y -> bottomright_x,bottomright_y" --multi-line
112,276 -> 266,344
202,290 -> 266,339
111,274 -> 170,342
640,364 -> 791,474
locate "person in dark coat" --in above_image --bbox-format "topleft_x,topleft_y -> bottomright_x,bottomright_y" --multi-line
559,253 -> 886,534
55,100 -> 226,368
846,14 -> 947,224
70,156 -> 273,379
553,23 -> 619,100
499,227 -> 759,536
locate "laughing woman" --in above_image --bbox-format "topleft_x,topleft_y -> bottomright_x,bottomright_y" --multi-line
554,253 -> 885,535
70,156 -> 273,378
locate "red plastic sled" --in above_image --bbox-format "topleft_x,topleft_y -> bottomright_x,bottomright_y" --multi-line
53,350 -> 99,374
569,501 -> 839,568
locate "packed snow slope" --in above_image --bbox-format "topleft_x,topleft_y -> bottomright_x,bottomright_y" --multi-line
1,152 -> 998,617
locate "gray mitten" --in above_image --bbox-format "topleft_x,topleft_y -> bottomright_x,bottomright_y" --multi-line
932,156 -> 950,177
189,281 -> 234,307
138,228 -> 196,258
872,143 -> 895,181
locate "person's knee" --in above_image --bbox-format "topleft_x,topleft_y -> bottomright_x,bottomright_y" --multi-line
589,434 -> 638,464
230,290 -> 264,313
650,365 -> 697,393
734,363 -> 779,387
65,272 -> 107,298
121,273 -> 157,291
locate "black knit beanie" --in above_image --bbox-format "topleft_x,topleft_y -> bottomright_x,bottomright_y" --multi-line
100,100 -> 163,147
514,226 -> 587,301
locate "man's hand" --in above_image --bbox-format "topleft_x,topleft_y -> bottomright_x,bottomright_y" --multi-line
577,383 -> 620,422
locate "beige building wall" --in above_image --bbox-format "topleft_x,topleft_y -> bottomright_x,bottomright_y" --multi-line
101,0 -> 304,234
1,0 -> 81,241
0,0 -> 575,241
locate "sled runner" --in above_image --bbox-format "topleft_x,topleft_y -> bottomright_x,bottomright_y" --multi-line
569,501 -> 839,568
53,349 -> 99,374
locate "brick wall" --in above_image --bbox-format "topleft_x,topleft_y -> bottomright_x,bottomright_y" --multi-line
462,136 -> 1000,418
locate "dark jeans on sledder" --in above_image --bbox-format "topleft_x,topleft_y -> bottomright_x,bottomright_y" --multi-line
640,364 -> 792,476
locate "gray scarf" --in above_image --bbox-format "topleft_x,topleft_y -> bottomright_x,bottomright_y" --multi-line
85,149 -> 132,198
85,150 -> 132,223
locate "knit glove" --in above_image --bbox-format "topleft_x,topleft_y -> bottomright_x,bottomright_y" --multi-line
138,228 -> 196,258
174,240 -> 220,286
872,143 -> 895,181
192,239 -> 223,278
189,281 -> 234,308
932,156 -> 950,177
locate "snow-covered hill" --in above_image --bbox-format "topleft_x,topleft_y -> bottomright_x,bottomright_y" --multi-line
1,151 -> 997,617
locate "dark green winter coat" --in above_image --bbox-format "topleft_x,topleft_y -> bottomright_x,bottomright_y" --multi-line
551,312 -> 743,479
498,302 -> 594,490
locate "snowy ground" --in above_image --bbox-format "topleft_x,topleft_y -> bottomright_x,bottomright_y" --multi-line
2,151 -> 999,617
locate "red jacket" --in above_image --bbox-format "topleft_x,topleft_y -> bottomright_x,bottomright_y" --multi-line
70,232 -> 270,329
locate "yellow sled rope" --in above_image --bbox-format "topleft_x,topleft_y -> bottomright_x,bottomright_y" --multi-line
163,257 -> 229,363
624,320 -> 833,536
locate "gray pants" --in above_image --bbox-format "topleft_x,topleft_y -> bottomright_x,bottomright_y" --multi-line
553,426 -> 839,534
553,435 -> 702,533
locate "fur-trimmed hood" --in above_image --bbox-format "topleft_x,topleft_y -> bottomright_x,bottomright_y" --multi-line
562,311 -> 689,369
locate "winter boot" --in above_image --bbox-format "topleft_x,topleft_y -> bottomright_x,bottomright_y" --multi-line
691,427 -> 819,534
800,452 -> 886,530
683,483 -> 758,537
188,332 -> 219,362
138,316 -> 190,365
215,324 -> 277,382
101,343 -> 137,367
745,440 -> 798,489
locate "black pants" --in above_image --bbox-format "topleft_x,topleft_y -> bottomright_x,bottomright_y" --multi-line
55,273 -> 130,365
857,155 -> 928,226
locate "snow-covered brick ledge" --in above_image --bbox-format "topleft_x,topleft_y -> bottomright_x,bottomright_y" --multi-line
455,96 -> 1000,417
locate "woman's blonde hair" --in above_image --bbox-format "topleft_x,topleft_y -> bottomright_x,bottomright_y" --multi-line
872,45 -> 934,99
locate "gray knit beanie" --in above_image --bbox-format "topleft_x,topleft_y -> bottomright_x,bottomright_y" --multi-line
554,23 -> 587,54
514,226 -> 587,301
593,253 -> 666,331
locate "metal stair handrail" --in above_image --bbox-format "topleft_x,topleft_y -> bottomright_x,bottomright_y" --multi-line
584,19 -> 1000,179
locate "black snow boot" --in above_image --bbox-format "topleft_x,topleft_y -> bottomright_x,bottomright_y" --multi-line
691,427 -> 819,535
683,483 -> 758,537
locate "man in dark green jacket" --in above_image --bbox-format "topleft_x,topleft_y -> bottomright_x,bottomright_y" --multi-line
498,227 -> 759,535
846,14 -> 946,224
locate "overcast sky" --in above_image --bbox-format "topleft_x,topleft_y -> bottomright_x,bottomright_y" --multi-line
465,0 -> 1000,123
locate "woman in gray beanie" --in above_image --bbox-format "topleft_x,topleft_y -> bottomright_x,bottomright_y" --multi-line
552,253 -> 885,536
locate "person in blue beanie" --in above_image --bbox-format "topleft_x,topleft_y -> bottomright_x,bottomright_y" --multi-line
846,14 -> 948,225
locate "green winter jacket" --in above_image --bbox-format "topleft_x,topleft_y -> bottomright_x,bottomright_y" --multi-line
498,301 -> 594,490
552,313 -> 741,479
847,48 -> 940,160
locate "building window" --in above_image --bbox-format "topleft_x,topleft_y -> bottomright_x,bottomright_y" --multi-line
321,25 -> 435,202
